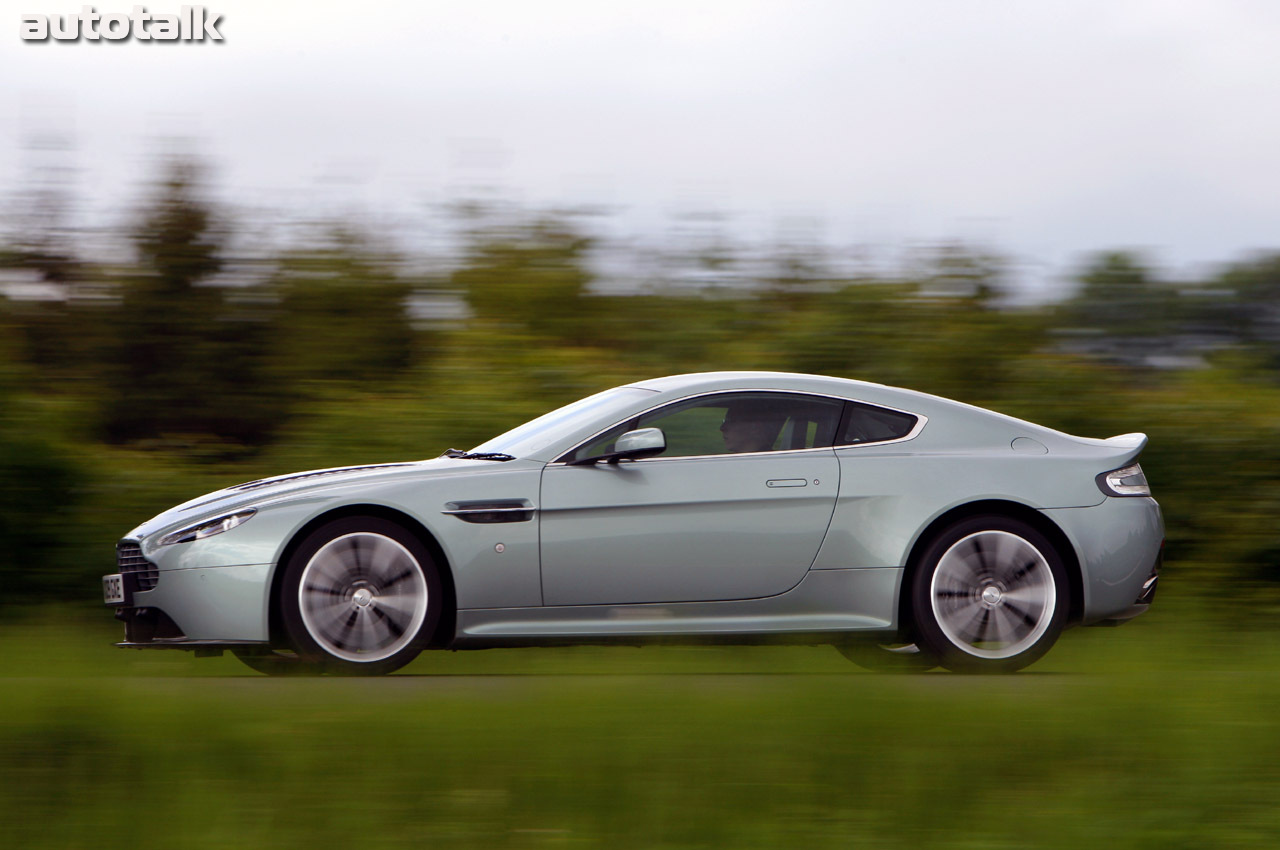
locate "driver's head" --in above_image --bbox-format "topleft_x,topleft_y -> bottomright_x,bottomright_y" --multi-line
720,403 -> 786,453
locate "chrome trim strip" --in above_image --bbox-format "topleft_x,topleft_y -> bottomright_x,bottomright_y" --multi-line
116,640 -> 267,649
549,388 -> 928,466
833,409 -> 929,452
441,506 -> 539,516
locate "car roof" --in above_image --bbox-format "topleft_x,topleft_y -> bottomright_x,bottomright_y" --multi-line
627,371 -> 890,396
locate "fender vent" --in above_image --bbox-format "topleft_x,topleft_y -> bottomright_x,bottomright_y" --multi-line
442,500 -> 536,524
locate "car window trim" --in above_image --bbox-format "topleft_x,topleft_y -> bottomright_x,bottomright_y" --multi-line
549,389 -> 927,465
836,399 -> 927,449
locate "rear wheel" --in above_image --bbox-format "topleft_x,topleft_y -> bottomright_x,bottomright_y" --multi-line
911,516 -> 1068,673
277,516 -> 442,676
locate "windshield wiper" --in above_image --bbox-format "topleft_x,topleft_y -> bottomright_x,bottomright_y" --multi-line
441,449 -> 516,462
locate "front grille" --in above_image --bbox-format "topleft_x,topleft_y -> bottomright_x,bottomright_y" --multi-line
117,542 -> 159,591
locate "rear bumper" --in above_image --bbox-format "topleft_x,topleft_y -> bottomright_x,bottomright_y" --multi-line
1041,497 -> 1164,624
1092,543 -> 1161,625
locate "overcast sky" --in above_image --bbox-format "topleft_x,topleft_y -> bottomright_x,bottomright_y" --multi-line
5,0 -> 1280,281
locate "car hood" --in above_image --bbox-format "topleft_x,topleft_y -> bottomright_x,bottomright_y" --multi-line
125,457 -> 539,540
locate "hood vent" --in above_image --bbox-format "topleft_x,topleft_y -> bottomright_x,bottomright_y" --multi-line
232,463 -> 416,492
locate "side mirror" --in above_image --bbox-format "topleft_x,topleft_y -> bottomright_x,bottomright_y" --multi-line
611,427 -> 666,461
569,427 -> 666,465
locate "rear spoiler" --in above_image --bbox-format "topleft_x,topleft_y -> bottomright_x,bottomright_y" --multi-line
1103,432 -> 1148,452
1071,432 -> 1148,468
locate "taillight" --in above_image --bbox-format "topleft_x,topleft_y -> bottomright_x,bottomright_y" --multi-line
1097,463 -> 1151,497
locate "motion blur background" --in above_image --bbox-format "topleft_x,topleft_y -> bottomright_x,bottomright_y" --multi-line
4,2 -> 1280,847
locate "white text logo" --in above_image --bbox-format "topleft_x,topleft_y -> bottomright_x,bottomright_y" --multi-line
21,5 -> 223,41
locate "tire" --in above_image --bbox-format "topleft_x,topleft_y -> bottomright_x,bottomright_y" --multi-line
836,640 -> 938,673
277,516 -> 442,676
910,515 -> 1068,673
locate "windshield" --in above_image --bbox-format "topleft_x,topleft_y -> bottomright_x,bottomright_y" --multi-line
470,387 -> 655,459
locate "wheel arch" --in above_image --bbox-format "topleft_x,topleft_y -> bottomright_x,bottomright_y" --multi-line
898,499 -> 1084,636
266,503 -> 458,649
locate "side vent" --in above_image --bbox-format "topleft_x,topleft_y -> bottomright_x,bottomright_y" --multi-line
442,500 -> 536,524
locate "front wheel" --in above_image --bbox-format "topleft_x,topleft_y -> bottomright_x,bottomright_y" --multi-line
911,516 -> 1068,673
278,517 -> 442,676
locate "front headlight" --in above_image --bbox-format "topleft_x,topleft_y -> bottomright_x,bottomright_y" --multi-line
158,510 -> 257,546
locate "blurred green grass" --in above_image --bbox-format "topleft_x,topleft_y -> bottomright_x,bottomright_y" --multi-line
4,604 -> 1280,848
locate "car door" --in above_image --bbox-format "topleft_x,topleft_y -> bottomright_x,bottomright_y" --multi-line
539,391 -> 843,606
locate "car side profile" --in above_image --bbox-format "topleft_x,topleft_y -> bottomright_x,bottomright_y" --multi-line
104,371 -> 1163,674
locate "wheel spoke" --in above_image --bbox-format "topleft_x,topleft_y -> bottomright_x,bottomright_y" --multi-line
951,605 -> 987,644
380,566 -> 416,590
366,536 -> 402,577
973,609 -> 992,645
348,537 -> 367,578
971,537 -> 994,579
987,605 -> 1015,646
307,550 -> 349,585
1002,601 -> 1040,630
356,610 -> 381,652
372,606 -> 407,640
311,610 -> 349,644
330,610 -> 359,650
374,593 -> 419,625
1005,559 -> 1039,587
1001,585 -> 1043,607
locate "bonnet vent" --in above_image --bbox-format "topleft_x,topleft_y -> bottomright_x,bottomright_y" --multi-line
232,464 -> 416,492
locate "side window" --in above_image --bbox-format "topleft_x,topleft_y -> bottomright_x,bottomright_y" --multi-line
838,402 -> 919,445
566,392 -> 844,462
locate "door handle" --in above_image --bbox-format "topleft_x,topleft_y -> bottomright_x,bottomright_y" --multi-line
766,478 -> 808,488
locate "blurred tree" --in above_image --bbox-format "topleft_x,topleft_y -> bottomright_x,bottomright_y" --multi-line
0,178 -> 115,384
452,218 -> 597,345
1055,252 -> 1187,357
99,161 -> 287,448
0,314 -> 83,601
1212,253 -> 1280,368
265,233 -> 417,389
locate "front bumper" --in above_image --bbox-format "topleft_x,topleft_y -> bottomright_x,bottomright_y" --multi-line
107,562 -> 274,645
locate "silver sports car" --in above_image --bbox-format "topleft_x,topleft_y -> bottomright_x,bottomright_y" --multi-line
104,371 -> 1163,674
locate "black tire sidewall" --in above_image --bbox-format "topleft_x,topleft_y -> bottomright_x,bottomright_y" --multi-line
910,515 -> 1068,673
279,516 -> 442,676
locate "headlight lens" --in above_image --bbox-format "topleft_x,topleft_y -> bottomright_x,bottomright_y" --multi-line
158,510 -> 257,546
1098,463 -> 1151,497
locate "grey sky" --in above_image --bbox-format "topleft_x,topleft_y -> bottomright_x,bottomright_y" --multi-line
5,0 -> 1280,279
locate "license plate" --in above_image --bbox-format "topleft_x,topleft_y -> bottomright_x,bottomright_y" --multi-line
103,573 -> 126,605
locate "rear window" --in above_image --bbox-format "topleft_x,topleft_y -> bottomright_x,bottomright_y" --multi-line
838,402 -> 919,445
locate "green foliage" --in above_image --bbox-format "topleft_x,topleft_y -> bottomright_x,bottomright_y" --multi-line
0,319 -> 83,598
453,218 -> 598,344
266,235 -> 417,388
